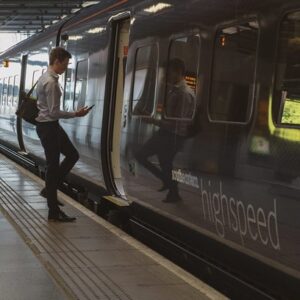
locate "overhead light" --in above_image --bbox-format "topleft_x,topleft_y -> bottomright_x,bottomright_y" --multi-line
69,35 -> 83,41
82,1 -> 100,8
87,27 -> 105,34
71,8 -> 81,13
143,3 -> 172,14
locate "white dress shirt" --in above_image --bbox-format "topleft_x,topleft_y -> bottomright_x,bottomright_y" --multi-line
36,67 -> 75,122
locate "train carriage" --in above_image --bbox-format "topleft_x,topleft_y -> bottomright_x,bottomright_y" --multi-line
0,0 -> 300,298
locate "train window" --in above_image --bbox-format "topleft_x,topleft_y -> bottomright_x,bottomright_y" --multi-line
209,21 -> 259,123
32,70 -> 40,86
274,11 -> 300,126
25,52 -> 48,93
74,59 -> 88,110
7,76 -> 13,107
2,77 -> 8,106
31,70 -> 41,98
132,44 -> 158,116
12,75 -> 19,107
0,78 -> 3,106
164,35 -> 199,120
64,65 -> 74,111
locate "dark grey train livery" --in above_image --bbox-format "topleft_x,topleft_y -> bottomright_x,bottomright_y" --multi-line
0,0 -> 300,298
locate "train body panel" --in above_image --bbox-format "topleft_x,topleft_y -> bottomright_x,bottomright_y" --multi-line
121,0 -> 300,297
0,0 -> 300,298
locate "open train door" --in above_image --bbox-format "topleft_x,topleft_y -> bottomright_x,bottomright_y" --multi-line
102,15 -> 130,199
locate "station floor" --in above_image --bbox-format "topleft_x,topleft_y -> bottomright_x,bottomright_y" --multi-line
0,153 -> 227,300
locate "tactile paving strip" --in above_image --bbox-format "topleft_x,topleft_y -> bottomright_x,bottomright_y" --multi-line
0,177 -> 132,300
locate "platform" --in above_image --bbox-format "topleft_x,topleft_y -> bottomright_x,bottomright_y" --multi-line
0,209 -> 67,300
0,153 -> 227,300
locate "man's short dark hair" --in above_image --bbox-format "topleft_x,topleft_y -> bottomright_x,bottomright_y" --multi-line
49,47 -> 72,65
168,58 -> 186,75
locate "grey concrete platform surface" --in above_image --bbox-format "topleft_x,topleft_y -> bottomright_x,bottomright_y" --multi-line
0,207 -> 68,300
0,153 -> 228,300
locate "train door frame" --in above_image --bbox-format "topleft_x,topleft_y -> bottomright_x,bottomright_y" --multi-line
16,54 -> 28,152
101,12 -> 130,196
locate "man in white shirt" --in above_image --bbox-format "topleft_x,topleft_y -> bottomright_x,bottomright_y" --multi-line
36,47 -> 90,222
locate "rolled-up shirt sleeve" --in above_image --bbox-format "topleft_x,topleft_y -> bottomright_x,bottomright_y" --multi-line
44,80 -> 75,119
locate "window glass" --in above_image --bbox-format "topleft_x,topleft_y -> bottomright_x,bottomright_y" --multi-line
12,75 -> 19,107
64,64 -> 74,111
32,70 -> 41,86
274,12 -> 300,125
2,77 -> 8,106
7,76 -> 13,107
132,44 -> 157,116
209,21 -> 259,122
0,78 -> 3,106
25,50 -> 48,93
164,35 -> 199,119
74,59 -> 88,110
31,70 -> 41,98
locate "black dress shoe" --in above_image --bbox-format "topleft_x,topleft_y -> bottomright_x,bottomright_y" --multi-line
40,189 -> 64,206
48,211 -> 76,222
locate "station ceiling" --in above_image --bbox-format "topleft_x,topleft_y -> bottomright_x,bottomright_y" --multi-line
0,1 -> 99,32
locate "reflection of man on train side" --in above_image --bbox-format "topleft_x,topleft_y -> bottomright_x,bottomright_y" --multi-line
135,58 -> 195,203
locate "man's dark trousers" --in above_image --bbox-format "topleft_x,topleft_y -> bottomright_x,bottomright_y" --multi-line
36,121 -> 79,216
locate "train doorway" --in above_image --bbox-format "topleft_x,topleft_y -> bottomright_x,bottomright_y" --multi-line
103,16 -> 129,196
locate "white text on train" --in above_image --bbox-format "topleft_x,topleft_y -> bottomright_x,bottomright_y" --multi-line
200,180 -> 280,250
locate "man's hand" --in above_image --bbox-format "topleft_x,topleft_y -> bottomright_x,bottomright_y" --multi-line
75,106 -> 90,117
